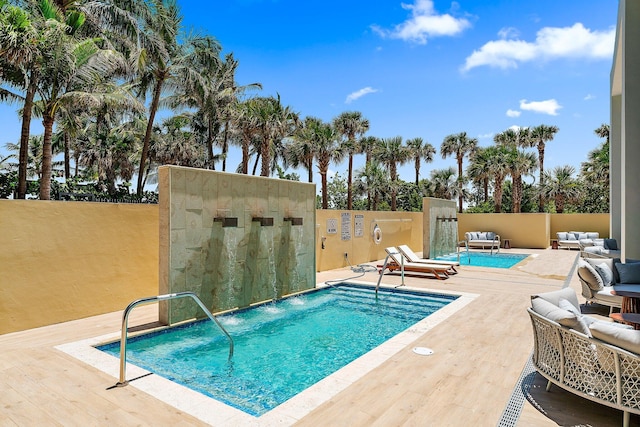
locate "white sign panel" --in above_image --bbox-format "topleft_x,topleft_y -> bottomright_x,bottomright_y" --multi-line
327,218 -> 337,234
354,214 -> 364,237
341,213 -> 351,241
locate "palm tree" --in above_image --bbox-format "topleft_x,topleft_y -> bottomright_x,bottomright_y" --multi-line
541,165 -> 580,213
288,116 -> 323,183
232,98 -> 261,174
359,135 -> 380,208
355,161 -> 389,211
0,2 -> 40,199
332,111 -> 369,210
429,167 -> 456,200
484,145 -> 510,213
375,136 -> 410,211
406,137 -> 435,186
506,149 -> 537,213
31,1 -> 128,199
134,0 -> 216,194
251,95 -> 299,177
312,119 -> 341,208
529,124 -> 559,211
441,132 -> 478,212
467,147 -> 491,203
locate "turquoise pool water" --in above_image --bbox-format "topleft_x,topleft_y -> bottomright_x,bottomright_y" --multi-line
98,285 -> 455,416
437,252 -> 529,268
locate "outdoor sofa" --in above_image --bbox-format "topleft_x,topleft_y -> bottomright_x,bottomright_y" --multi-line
528,287 -> 640,426
582,238 -> 621,259
464,231 -> 500,250
556,231 -> 599,250
576,257 -> 640,313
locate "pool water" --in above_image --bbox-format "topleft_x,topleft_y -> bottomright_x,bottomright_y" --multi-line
437,252 -> 529,268
98,285 -> 455,416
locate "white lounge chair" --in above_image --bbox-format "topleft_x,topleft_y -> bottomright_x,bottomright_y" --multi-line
396,245 -> 458,273
379,247 -> 451,280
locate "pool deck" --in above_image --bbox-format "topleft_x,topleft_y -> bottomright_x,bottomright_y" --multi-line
1,248 -> 635,426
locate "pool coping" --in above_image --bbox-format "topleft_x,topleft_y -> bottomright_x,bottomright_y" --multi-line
56,282 -> 478,426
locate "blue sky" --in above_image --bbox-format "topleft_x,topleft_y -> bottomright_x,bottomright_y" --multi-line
0,0 -> 617,188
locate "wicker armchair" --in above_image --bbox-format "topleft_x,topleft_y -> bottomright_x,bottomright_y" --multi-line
528,307 -> 640,426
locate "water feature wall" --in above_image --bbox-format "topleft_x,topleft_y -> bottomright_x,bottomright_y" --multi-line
422,198 -> 458,259
158,166 -> 316,325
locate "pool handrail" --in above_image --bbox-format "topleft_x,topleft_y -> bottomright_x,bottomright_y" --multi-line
116,291 -> 234,387
376,251 -> 404,296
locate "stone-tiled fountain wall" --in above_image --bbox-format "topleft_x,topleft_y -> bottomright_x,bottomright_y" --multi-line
158,166 -> 316,324
422,197 -> 458,259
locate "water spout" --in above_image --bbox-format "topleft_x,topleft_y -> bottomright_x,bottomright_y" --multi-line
214,217 -> 238,227
283,217 -> 303,226
252,217 -> 274,227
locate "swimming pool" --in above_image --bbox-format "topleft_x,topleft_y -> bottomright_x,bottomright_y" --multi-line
97,285 -> 456,416
436,252 -> 529,268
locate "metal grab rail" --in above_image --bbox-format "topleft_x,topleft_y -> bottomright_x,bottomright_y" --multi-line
375,251 -> 404,297
116,291 -> 234,387
457,240 -> 470,264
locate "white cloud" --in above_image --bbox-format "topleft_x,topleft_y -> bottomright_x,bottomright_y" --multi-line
584,94 -> 595,100
477,133 -> 494,140
345,87 -> 379,104
506,109 -> 521,118
462,23 -> 615,72
372,0 -> 471,44
498,27 -> 519,40
519,99 -> 562,116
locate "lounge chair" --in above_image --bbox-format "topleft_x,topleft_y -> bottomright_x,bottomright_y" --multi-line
396,245 -> 458,273
378,247 -> 450,280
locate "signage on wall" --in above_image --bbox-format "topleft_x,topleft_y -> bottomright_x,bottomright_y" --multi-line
354,214 -> 364,237
327,218 -> 337,234
341,212 -> 351,241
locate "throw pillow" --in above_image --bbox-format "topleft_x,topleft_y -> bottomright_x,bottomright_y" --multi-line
604,238 -> 618,250
590,321 -> 640,354
578,260 -> 604,291
615,262 -> 640,284
567,233 -> 577,241
577,233 -> 588,240
594,263 -> 615,286
531,297 -> 591,336
558,298 -> 596,327
557,232 -> 567,240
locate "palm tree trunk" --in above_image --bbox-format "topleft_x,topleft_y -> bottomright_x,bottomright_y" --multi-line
494,178 -> 503,213
307,157 -> 313,183
17,78 -> 37,199
321,171 -> 328,209
252,152 -> 260,175
221,120 -> 230,172
415,157 -> 420,186
483,178 -> 489,202
538,146 -> 545,212
64,133 -> 71,179
242,138 -> 249,174
458,158 -> 464,213
260,137 -> 270,177
137,79 -> 163,195
39,113 -> 55,200
347,154 -> 353,210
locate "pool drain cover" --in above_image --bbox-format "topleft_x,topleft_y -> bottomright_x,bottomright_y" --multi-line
413,347 -> 434,356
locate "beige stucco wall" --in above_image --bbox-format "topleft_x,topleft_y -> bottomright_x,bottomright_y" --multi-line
458,213 -> 550,249
0,200 -> 158,334
550,213 -> 611,241
315,210 -> 423,271
458,213 -> 610,249
158,166 -> 316,324
1,197 -> 612,334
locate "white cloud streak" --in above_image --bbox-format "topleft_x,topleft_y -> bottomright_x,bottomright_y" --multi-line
506,109 -> 521,118
372,0 -> 471,44
519,99 -> 562,116
462,23 -> 615,72
345,87 -> 379,104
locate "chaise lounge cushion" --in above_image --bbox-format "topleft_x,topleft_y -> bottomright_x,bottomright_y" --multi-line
594,264 -> 615,286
